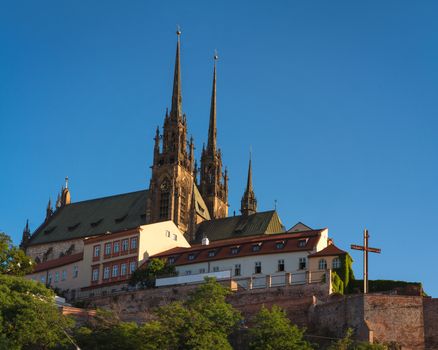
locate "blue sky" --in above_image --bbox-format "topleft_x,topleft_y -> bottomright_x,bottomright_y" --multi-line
1,1 -> 437,295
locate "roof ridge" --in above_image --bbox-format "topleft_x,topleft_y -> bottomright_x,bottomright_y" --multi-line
65,189 -> 148,206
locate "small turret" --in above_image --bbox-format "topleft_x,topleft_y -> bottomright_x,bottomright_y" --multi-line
241,154 -> 257,216
45,198 -> 53,221
20,219 -> 31,249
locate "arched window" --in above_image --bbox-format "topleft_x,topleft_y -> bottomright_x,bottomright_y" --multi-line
332,257 -> 341,269
159,179 -> 170,219
318,259 -> 327,270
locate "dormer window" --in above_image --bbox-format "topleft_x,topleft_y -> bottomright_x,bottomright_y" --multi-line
208,250 -> 216,257
276,241 -> 285,249
252,243 -> 262,252
298,239 -> 308,247
188,253 -> 195,261
230,246 -> 239,255
168,256 -> 175,264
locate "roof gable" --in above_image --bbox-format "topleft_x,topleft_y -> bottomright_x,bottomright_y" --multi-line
194,210 -> 285,243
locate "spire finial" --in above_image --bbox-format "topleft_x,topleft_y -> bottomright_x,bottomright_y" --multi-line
241,152 -> 257,216
65,176 -> 69,189
170,26 -> 182,119
207,51 -> 218,153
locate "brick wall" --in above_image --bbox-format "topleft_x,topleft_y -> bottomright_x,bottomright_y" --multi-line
423,298 -> 438,349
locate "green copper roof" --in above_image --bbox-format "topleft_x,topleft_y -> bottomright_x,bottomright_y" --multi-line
194,210 -> 285,243
28,190 -> 148,246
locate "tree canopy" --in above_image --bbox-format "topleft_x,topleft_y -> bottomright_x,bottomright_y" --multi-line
129,257 -> 176,287
0,232 -> 33,276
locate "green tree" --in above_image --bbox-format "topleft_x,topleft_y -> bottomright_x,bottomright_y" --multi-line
0,274 -> 73,350
328,328 -> 388,350
248,305 -> 313,350
0,232 -> 33,276
129,258 -> 176,287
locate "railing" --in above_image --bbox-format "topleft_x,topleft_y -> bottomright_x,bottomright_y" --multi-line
234,270 -> 328,290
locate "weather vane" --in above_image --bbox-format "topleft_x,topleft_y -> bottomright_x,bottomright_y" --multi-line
176,25 -> 181,36
214,49 -> 219,61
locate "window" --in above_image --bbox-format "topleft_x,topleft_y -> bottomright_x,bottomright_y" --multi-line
121,263 -> 127,276
103,266 -> 110,280
278,259 -> 285,272
47,272 -> 52,284
105,243 -> 111,256
276,241 -> 285,249
298,239 -> 308,247
172,234 -> 177,241
180,190 -> 187,223
113,241 -> 120,254
212,266 -> 219,272
208,250 -> 216,257
129,261 -> 136,274
93,245 -> 100,258
73,265 -> 79,278
252,243 -> 262,252
332,257 -> 341,269
112,265 -> 119,277
159,191 -> 170,219
318,259 -> 327,270
130,237 -> 138,250
122,239 -> 129,252
299,257 -> 306,270
92,268 -> 99,282
230,247 -> 239,255
40,275 -> 45,283
255,261 -> 262,274
61,270 -> 67,281
188,253 -> 195,261
185,270 -> 192,275
199,268 -> 206,274
165,230 -> 171,238
234,264 -> 241,276
168,257 -> 175,264
55,271 -> 59,282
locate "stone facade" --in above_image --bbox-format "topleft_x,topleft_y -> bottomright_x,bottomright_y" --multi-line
26,239 -> 83,263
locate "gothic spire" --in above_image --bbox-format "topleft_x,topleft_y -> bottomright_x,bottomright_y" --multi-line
241,153 -> 257,216
170,28 -> 182,119
207,52 -> 218,153
20,219 -> 31,248
45,198 -> 53,221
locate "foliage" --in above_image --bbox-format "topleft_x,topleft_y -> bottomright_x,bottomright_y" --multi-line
0,232 -> 33,276
248,305 -> 313,350
333,254 -> 355,294
129,258 -> 176,287
332,271 -> 345,294
328,328 -> 388,350
0,274 -> 73,350
76,277 -> 241,350
348,280 -> 424,295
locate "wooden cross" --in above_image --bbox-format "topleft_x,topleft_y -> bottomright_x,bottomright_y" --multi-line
351,229 -> 381,294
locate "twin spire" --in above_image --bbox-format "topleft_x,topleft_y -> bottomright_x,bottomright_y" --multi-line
170,28 -> 182,119
241,153 -> 257,216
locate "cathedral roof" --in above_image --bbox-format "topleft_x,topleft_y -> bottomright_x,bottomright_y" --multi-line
27,190 -> 148,246
194,210 -> 285,243
193,184 -> 211,220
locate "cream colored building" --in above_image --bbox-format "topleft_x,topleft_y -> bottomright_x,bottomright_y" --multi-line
27,220 -> 189,299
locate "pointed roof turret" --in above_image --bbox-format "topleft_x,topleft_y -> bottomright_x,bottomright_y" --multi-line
207,52 -> 218,153
45,198 -> 53,221
170,28 -> 182,119
20,219 -> 31,248
241,153 -> 257,216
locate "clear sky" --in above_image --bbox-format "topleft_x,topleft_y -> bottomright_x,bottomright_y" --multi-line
1,1 -> 437,295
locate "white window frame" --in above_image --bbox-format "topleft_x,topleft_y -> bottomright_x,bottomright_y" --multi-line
121,263 -> 127,276
112,265 -> 119,277
103,266 -> 110,280
92,268 -> 99,281
318,259 -> 327,270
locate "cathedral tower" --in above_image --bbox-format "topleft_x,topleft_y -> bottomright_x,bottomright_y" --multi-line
200,54 -> 228,219
147,30 -> 196,234
241,155 -> 257,216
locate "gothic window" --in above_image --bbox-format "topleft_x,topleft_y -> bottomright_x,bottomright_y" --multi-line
318,259 -> 327,270
180,187 -> 187,223
159,179 -> 170,219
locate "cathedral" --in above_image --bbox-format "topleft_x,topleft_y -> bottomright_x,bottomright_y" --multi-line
21,30 -> 284,255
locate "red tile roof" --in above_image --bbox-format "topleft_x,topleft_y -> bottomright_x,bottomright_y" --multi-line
32,253 -> 83,273
149,229 -> 326,267
307,244 -> 346,258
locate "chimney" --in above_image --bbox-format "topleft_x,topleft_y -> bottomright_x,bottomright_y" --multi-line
201,236 -> 210,246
